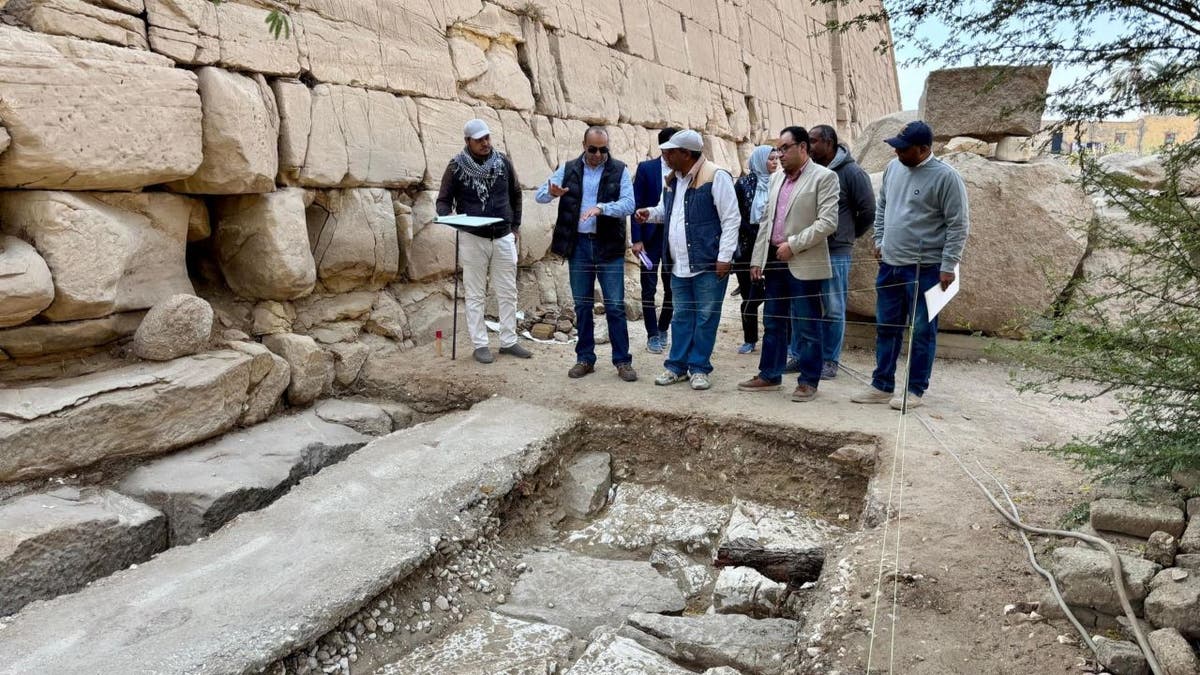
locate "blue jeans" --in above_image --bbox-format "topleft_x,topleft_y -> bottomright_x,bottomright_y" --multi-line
664,271 -> 728,375
871,262 -> 941,396
820,253 -> 851,364
570,236 -> 631,366
759,262 -> 823,387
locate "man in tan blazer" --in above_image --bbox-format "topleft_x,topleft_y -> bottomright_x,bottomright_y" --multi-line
738,126 -> 840,401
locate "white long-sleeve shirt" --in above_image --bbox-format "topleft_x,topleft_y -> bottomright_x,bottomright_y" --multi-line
645,162 -> 740,278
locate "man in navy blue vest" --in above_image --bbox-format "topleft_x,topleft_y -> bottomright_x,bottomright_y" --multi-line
631,127 -> 679,355
536,126 -> 637,381
634,129 -> 740,391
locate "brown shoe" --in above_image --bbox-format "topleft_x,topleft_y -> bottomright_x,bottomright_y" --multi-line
738,375 -> 782,392
792,384 -> 818,402
616,363 -> 638,382
568,362 -> 595,379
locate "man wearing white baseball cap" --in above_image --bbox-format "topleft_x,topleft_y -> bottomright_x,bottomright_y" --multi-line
634,129 -> 740,391
436,118 -> 531,364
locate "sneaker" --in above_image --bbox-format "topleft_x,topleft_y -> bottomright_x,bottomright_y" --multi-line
473,347 -> 494,364
499,343 -> 532,359
820,361 -> 838,380
655,369 -> 688,386
737,375 -> 781,392
783,358 -> 801,373
689,373 -> 711,390
568,362 -> 595,379
616,363 -> 638,382
792,384 -> 818,402
850,386 -> 892,404
659,331 -> 669,348
647,334 -> 664,354
890,393 -> 923,411
737,342 -> 756,354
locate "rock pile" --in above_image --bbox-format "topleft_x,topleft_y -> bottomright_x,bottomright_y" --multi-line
1037,485 -> 1200,675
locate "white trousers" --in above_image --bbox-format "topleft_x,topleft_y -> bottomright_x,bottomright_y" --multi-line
459,232 -> 518,349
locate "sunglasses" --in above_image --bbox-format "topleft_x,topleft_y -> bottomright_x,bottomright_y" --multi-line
586,145 -> 610,155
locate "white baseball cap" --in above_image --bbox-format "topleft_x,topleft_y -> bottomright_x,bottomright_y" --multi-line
464,119 -> 491,140
659,129 -> 703,152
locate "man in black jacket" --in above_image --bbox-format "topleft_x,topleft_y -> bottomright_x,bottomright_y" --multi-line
536,126 -> 637,381
789,124 -> 876,379
631,127 -> 679,354
435,119 -> 531,364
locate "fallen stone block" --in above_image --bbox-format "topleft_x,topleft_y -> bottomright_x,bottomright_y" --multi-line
116,410 -> 367,545
712,566 -> 787,618
0,350 -> 253,482
564,482 -> 730,555
1050,547 -> 1160,615
0,398 -> 577,674
566,631 -> 693,675
375,611 -> 573,675
132,294 -> 213,361
621,612 -> 799,675
262,333 -> 333,406
714,500 -> 839,587
1145,569 -> 1200,639
0,487 -> 166,617
852,109 -> 919,173
562,451 -> 611,518
1147,627 -> 1200,675
1094,636 -> 1149,675
0,25 -> 202,190
0,235 -> 54,328
1091,498 -> 1186,539
994,136 -> 1034,162
498,550 -> 685,637
314,399 -> 391,436
920,65 -> 1051,142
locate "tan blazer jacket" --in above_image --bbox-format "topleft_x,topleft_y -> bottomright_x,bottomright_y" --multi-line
751,160 -> 840,280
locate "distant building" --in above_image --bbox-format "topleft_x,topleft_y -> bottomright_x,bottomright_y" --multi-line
1040,115 -> 1198,155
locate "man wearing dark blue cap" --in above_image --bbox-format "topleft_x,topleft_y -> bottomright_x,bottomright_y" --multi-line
850,120 -> 969,411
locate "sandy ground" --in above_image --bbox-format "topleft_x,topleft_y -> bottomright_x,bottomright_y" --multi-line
381,294 -> 1120,674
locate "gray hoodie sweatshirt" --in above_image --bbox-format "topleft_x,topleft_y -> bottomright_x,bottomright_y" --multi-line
824,144 -> 876,255
873,155 -> 969,273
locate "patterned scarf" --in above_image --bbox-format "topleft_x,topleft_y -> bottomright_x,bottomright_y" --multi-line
452,148 -> 506,205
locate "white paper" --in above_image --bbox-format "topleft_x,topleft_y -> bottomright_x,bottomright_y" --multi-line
923,264 -> 960,320
435,215 -> 504,227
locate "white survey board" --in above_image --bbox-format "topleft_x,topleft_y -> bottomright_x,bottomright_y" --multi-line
435,215 -> 504,228
923,264 -> 960,320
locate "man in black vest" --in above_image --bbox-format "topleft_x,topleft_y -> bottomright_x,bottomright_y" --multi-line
536,126 -> 637,381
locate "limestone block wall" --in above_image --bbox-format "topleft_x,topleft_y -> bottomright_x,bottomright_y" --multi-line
0,0 -> 899,372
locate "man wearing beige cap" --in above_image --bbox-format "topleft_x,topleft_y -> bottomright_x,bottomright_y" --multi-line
634,129 -> 740,391
436,119 -> 531,364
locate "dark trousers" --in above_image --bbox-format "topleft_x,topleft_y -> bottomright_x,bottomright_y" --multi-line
639,252 -> 673,338
734,268 -> 764,344
871,262 -> 941,396
758,260 -> 824,388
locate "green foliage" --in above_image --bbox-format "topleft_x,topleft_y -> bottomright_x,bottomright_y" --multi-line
208,0 -> 290,40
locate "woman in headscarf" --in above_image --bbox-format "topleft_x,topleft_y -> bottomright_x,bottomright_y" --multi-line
733,146 -> 778,354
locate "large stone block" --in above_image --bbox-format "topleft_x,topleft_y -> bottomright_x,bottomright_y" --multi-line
622,612 -> 800,675
286,84 -> 425,188
567,631 -> 692,675
295,0 -> 456,99
0,26 -> 202,190
377,611 -> 574,675
0,311 -> 144,358
1050,546 -> 1160,615
132,293 -> 213,361
852,109 -> 919,174
5,0 -> 148,49
116,410 -> 367,545
0,350 -> 253,481
1145,570 -> 1200,638
144,0 -> 303,75
1091,498 -> 1187,539
307,189 -> 400,293
0,487 -> 166,617
847,154 -> 1092,337
0,191 -> 196,322
460,40 -> 535,112
498,110 -> 553,189
416,98 -> 505,184
920,66 -> 1051,142
213,189 -> 317,301
262,332 -> 333,406
0,235 -> 54,328
168,67 -> 279,195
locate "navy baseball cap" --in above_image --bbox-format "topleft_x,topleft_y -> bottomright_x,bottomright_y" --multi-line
885,121 -> 934,149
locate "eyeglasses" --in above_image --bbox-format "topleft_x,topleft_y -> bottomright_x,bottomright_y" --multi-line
586,145 -> 610,155
776,142 -> 797,154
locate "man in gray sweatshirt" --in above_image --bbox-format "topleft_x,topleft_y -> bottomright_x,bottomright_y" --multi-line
850,120 -> 969,411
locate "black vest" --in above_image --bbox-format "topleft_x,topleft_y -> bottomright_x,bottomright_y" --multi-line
550,156 -> 628,261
